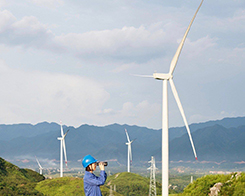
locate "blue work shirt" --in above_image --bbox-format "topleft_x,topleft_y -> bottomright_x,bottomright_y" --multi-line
83,170 -> 107,196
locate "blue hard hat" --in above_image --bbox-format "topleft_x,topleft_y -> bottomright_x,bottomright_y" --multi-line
82,155 -> 97,168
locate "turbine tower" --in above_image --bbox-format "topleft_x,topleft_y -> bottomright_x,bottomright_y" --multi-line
137,1 -> 203,195
125,129 -> 134,172
148,156 -> 157,196
57,121 -> 69,177
35,156 -> 43,175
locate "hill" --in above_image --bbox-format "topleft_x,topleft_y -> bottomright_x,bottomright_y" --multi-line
35,176 -> 123,196
170,124 -> 245,161
181,172 -> 245,196
1,116 -> 244,141
105,172 -> 163,196
0,157 -> 44,195
0,122 -> 61,141
169,116 -> 245,140
0,116 -> 245,168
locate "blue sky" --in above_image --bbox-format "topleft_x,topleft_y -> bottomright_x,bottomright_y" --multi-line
0,0 -> 244,129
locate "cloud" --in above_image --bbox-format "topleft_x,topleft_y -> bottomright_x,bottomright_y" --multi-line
95,100 -> 161,128
0,11 -> 55,50
0,60 -> 110,126
12,16 -> 47,34
182,36 -> 217,59
27,0 -> 64,8
110,63 -> 136,73
0,0 -> 7,8
55,25 -> 167,57
0,10 -> 16,32
0,9 -> 168,61
0,8 -> 220,64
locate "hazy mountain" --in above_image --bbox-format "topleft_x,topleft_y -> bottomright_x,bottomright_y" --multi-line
0,116 -> 245,166
0,122 -> 61,141
170,124 -> 245,161
169,116 -> 245,140
1,116 -> 244,141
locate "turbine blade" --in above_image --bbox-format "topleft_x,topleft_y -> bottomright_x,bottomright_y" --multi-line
62,139 -> 68,167
60,122 -> 64,137
64,129 -> 69,138
131,74 -> 154,78
35,156 -> 42,168
125,129 -> 130,142
169,78 -> 197,159
169,0 -> 204,75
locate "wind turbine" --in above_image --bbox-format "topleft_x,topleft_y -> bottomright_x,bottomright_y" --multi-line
137,1 -> 203,195
57,121 -> 69,177
125,129 -> 135,172
35,156 -> 43,175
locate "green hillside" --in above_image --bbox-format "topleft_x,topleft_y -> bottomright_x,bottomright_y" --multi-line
0,157 -> 45,195
35,176 -> 123,196
181,172 -> 245,196
106,172 -> 163,196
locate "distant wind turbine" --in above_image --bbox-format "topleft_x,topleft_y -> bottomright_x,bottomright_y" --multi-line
57,121 -> 69,177
35,156 -> 43,175
125,129 -> 135,172
136,0 -> 203,195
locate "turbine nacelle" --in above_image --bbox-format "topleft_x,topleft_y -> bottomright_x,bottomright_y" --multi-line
126,140 -> 135,145
153,73 -> 172,80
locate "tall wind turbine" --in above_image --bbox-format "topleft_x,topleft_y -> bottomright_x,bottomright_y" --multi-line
125,129 -> 134,172
137,1 -> 203,195
35,156 -> 43,175
57,121 -> 69,177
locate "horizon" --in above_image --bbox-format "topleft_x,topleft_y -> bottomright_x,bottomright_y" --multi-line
0,115 -> 244,130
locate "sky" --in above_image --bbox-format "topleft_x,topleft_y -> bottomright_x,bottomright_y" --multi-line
0,0 -> 244,129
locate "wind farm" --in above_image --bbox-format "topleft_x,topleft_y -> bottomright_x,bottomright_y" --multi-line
0,0 -> 244,195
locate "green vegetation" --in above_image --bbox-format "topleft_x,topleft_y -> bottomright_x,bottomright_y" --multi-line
181,172 -> 245,196
106,172 -> 162,196
155,173 -> 201,193
3,156 -> 245,196
218,172 -> 245,196
181,174 -> 231,195
0,157 -> 45,195
35,176 -> 123,196
169,174 -> 200,193
35,177 -> 84,196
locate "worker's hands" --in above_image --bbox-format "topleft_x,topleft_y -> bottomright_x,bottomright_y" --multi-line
99,162 -> 105,171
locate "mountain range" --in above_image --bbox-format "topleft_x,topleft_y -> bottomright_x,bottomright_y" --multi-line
0,116 -> 245,168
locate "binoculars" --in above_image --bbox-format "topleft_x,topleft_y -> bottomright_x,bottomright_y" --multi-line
96,162 -> 108,166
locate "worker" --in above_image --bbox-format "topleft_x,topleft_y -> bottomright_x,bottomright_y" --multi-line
82,155 -> 107,196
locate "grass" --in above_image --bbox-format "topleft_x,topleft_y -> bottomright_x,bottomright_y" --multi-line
35,176 -> 123,196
